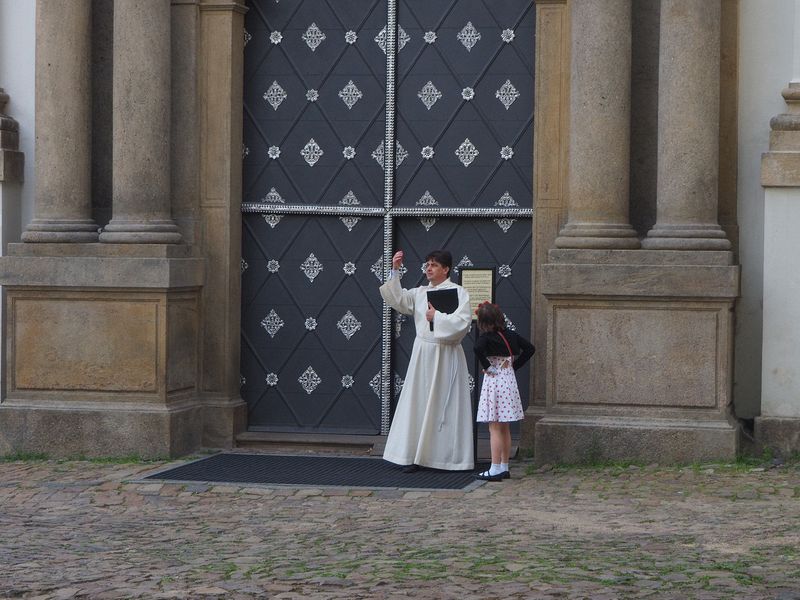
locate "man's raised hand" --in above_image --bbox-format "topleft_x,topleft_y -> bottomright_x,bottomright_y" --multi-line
392,250 -> 404,270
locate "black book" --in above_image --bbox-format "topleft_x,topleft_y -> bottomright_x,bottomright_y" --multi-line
426,288 -> 459,332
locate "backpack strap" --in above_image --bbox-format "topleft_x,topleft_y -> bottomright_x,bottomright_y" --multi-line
496,331 -> 514,364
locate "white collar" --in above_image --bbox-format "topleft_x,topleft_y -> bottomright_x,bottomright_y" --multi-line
427,278 -> 452,289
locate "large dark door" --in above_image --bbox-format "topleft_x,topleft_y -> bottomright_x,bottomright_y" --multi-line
241,0 -> 534,435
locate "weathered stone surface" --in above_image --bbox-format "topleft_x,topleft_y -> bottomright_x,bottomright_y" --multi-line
13,295 -> 158,392
550,303 -> 719,408
0,404 -> 202,458
0,251 -> 203,457
762,151 -> 800,186
527,0 -> 571,442
4,289 -> 199,398
541,261 -> 739,298
540,249 -> 739,463
755,417 -> 800,458
0,255 -> 203,288
548,249 -> 734,266
534,416 -> 739,464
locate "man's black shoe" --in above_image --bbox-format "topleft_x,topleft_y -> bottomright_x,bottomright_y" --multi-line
402,464 -> 420,473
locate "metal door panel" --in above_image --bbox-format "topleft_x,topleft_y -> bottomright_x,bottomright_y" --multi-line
394,0 -> 534,209
241,213 -> 384,433
243,0 -> 387,207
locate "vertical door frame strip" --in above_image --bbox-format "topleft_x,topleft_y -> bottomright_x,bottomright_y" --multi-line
380,0 -> 398,434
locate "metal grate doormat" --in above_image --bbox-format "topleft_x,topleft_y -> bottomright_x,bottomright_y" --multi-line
145,453 -> 484,490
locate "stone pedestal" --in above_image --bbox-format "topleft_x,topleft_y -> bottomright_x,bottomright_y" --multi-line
757,82 -> 800,457
536,250 -> 740,464
0,244 -> 204,458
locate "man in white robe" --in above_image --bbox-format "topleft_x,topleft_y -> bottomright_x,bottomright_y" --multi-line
379,249 -> 474,471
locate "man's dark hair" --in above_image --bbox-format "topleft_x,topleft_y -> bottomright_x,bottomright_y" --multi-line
425,250 -> 452,270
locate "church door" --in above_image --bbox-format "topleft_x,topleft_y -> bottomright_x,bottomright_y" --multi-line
241,0 -> 534,436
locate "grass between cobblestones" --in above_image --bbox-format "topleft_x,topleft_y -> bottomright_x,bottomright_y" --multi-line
0,452 -> 188,464
175,537 -> 785,590
525,452 -> 800,477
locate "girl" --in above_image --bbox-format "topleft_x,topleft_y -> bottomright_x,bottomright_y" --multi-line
474,302 -> 535,481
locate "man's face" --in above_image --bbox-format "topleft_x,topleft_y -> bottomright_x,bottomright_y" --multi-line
425,260 -> 449,285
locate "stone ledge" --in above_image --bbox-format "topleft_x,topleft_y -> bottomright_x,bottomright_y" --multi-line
534,416 -> 739,465
541,262 -> 740,298
0,402 -> 203,458
6,242 -> 196,258
0,255 -> 204,288
754,416 -> 800,458
547,248 -> 734,266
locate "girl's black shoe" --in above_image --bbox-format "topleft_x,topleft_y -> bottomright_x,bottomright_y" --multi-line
475,470 -> 504,482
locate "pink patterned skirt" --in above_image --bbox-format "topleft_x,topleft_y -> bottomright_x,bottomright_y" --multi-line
476,356 -> 525,423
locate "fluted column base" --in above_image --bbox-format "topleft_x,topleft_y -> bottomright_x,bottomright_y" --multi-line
22,219 -> 99,243
642,224 -> 731,250
555,223 -> 641,249
99,219 -> 182,244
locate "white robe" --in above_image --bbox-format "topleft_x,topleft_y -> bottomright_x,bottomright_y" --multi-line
379,275 -> 474,470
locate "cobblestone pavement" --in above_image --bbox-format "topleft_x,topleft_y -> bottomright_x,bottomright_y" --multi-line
1,455 -> 799,599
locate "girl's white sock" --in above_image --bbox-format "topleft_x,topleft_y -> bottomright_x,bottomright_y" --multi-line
500,462 -> 509,473
488,463 -> 503,476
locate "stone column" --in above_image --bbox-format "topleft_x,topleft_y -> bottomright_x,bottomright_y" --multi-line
22,0 -> 98,243
643,0 -> 730,250
555,0 -> 639,249
100,0 -> 181,244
